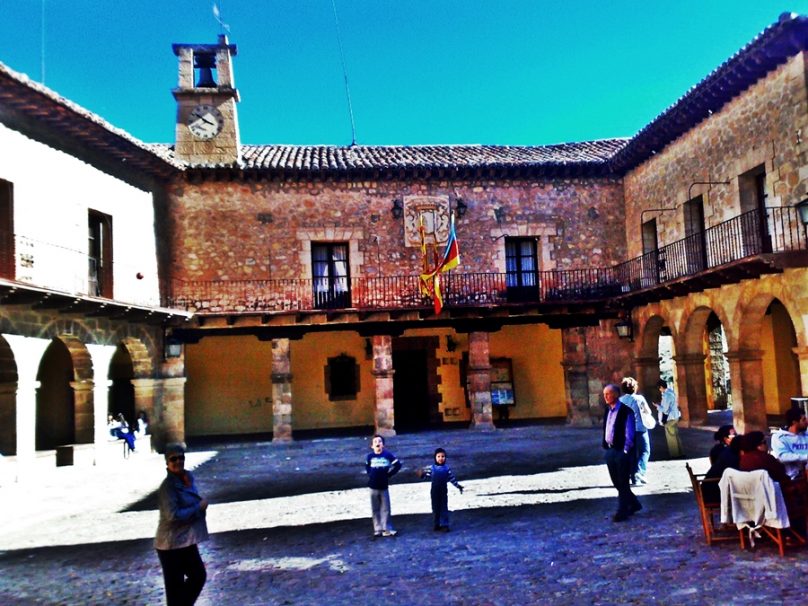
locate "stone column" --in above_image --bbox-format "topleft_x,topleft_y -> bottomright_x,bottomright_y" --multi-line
634,356 -> 661,405
4,334 -> 50,476
0,382 -> 16,455
160,377 -> 187,449
86,343 -> 116,454
793,346 -> 808,398
674,353 -> 708,427
562,327 -> 597,427
468,332 -> 495,430
372,335 -> 396,437
69,380 -> 94,444
726,348 -> 766,433
132,378 -> 158,450
271,338 -> 293,443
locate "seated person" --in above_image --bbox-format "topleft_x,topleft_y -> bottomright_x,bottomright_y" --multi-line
709,424 -> 736,465
771,408 -> 808,480
107,414 -> 122,439
110,413 -> 136,452
739,430 -> 805,535
135,410 -> 150,439
703,432 -> 742,503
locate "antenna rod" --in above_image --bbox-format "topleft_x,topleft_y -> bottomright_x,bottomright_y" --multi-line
330,0 -> 357,146
40,0 -> 46,83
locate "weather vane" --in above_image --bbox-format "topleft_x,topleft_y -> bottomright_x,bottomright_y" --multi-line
213,1 -> 231,33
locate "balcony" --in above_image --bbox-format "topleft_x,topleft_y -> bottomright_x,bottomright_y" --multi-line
0,233 -> 186,322
166,207 -> 808,331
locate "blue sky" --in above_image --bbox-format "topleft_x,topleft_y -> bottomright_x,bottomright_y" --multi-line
0,1 -> 806,146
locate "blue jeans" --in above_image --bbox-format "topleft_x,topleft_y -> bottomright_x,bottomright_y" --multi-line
633,430 -> 650,480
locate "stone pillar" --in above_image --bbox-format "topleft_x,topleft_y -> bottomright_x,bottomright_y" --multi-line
0,382 -> 16,455
86,343 -> 116,454
372,335 -> 396,437
132,378 -> 158,449
726,349 -> 766,433
634,356 -> 661,405
160,377 -> 187,449
70,380 -> 94,444
4,334 -> 50,476
793,346 -> 808,398
674,353 -> 708,427
468,332 -> 495,430
562,327 -> 597,427
271,338 -> 293,443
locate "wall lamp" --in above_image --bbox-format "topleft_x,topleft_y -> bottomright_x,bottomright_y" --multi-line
164,335 -> 183,358
391,198 -> 403,219
796,199 -> 808,227
365,338 -> 373,360
615,316 -> 634,341
446,334 -> 458,352
455,198 -> 468,218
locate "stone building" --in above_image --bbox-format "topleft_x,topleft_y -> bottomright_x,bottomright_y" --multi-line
1,14 -> 807,475
0,63 -> 190,479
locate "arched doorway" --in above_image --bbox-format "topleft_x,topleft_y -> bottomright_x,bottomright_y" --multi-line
705,312 -> 731,411
680,306 -> 734,426
36,339 -> 75,450
109,344 -> 136,427
0,335 -> 18,455
761,299 -> 800,416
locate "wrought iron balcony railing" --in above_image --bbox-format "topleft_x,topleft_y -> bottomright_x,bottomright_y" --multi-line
166,206 -> 807,314
1,207 -> 805,315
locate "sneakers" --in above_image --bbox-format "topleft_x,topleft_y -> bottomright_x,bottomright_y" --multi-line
636,475 -> 648,485
373,531 -> 382,538
381,530 -> 397,537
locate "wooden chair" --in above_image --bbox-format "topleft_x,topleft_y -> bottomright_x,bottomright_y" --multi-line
685,462 -> 736,545
719,468 -> 806,557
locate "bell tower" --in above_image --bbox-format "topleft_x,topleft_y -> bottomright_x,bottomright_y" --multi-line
172,35 -> 240,165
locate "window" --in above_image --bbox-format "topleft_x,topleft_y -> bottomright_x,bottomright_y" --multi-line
311,242 -> 350,309
641,218 -> 661,286
88,210 -> 113,298
0,179 -> 13,279
738,164 -> 770,254
683,196 -> 706,273
505,237 -> 538,302
325,354 -> 359,401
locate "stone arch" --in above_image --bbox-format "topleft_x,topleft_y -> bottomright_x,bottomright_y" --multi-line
117,336 -> 154,378
737,292 -> 802,417
676,305 -> 733,426
634,314 -> 671,403
0,335 -> 18,455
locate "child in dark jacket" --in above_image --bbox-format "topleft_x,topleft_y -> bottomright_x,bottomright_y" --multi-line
418,447 -> 463,531
365,434 -> 401,537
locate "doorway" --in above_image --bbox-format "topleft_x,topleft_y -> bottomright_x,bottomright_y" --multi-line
393,349 -> 430,431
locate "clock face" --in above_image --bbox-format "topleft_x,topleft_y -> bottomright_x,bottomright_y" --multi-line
187,104 -> 224,140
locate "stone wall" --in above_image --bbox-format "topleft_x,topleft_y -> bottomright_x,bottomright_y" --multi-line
624,52 -> 808,257
165,176 -> 626,284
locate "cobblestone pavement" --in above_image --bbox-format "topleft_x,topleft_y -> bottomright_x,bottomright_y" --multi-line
3,411 -> 808,606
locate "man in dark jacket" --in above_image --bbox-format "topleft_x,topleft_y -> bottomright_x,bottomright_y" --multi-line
602,384 -> 642,522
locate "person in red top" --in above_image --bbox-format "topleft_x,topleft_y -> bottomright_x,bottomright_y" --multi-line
738,431 -> 805,535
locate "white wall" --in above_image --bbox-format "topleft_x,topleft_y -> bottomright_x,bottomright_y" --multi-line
0,123 -> 160,306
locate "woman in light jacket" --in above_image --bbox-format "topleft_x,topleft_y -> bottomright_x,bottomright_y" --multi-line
154,443 -> 209,606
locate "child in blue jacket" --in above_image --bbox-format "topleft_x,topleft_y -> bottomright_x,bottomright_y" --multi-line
365,434 -> 401,537
418,447 -> 463,531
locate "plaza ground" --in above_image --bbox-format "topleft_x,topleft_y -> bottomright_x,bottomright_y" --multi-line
2,410 -> 807,606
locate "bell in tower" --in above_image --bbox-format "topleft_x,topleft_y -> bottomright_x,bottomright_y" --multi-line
172,35 -> 241,165
194,51 -> 217,88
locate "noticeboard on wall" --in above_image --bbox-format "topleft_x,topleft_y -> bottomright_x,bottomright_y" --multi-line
490,358 -> 515,406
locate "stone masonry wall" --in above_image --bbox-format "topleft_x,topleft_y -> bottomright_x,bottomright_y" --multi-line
165,176 -> 626,287
624,52 -> 808,257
